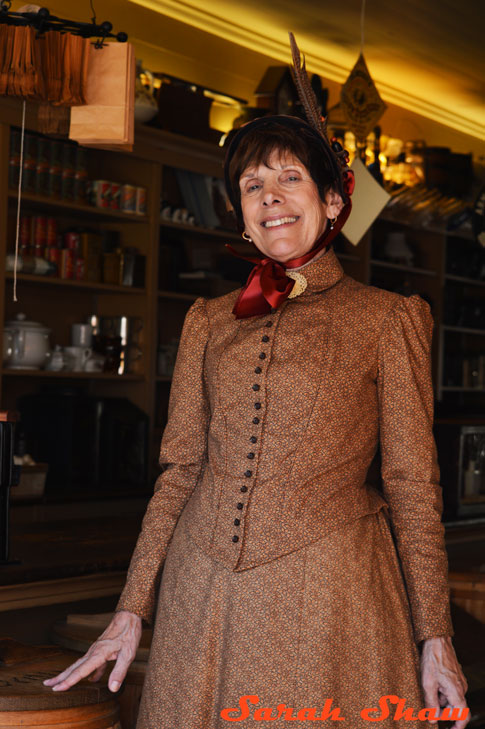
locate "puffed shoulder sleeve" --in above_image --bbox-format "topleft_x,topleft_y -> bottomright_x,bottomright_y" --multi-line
116,296 -> 210,624
377,294 -> 454,645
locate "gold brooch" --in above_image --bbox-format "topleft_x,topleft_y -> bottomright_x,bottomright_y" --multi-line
286,271 -> 308,299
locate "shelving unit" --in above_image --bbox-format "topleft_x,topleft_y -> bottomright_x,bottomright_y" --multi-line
445,274 -> 485,287
0,96 -> 483,503
7,189 -> 149,224
369,259 -> 437,277
2,369 -> 145,380
5,272 -> 146,295
160,219 -> 240,240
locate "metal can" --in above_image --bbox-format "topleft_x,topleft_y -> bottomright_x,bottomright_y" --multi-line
46,217 -> 57,248
9,128 -> 21,188
75,257 -> 85,281
135,186 -> 147,215
21,133 -> 38,193
32,216 -> 47,248
48,139 -> 62,198
61,142 -> 76,201
19,216 -> 32,249
120,184 -> 136,213
110,182 -> 121,210
46,247 -> 61,269
91,180 -> 111,208
59,249 -> 74,279
35,137 -> 50,196
64,231 -> 81,253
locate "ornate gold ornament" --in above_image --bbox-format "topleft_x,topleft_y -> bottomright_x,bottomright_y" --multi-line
286,270 -> 308,299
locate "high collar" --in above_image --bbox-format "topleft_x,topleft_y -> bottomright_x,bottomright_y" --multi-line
287,246 -> 345,295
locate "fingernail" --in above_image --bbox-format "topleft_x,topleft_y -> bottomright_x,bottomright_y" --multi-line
110,681 -> 120,692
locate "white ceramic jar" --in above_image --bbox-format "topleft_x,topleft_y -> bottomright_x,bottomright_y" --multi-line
3,313 -> 51,369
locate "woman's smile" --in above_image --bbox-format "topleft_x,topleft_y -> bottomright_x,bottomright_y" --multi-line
260,215 -> 300,229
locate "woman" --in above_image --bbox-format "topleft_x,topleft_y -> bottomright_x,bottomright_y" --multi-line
44,116 -> 469,729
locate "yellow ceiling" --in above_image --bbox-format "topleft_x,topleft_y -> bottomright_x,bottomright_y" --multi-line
129,0 -> 485,141
10,0 -> 485,154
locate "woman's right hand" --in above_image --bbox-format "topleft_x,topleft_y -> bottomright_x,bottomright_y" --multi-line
43,610 -> 143,693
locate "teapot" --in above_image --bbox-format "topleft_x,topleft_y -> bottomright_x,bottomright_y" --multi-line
3,313 -> 51,370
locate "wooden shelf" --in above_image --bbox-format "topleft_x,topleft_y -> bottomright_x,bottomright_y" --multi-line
370,258 -> 437,277
441,386 -> 485,392
445,274 -> 485,288
461,495 -> 485,504
378,212 -> 475,241
158,289 -> 198,301
160,219 -> 239,240
335,252 -> 360,262
5,272 -> 145,294
1,369 -> 145,381
442,325 -> 485,336
8,190 -> 149,223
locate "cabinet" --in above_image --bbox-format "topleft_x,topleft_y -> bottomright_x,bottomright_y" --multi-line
0,97 -> 483,506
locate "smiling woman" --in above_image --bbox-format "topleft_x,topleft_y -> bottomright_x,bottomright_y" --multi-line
42,101 -> 469,729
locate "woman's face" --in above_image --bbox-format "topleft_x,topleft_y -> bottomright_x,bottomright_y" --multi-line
239,150 -> 337,263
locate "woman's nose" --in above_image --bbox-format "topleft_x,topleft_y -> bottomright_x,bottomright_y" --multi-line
262,186 -> 283,206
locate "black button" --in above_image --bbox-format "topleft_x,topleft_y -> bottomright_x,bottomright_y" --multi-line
266,321 -> 273,327
253,417 -> 260,424
232,535 -> 239,543
250,436 -> 257,443
252,383 -> 260,391
234,518 -> 240,526
254,402 -> 261,410
262,335 -> 269,342
259,352 -> 266,360
237,502 -> 243,509
254,366 -> 262,374
245,469 -> 252,477
270,307 -> 277,314
240,485 -> 248,492
247,452 -> 255,459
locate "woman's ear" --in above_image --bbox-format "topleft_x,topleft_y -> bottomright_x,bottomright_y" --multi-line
325,190 -> 344,220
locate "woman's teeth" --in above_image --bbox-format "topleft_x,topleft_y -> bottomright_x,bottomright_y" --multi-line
262,216 -> 298,228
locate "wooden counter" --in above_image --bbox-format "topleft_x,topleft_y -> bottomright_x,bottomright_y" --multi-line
0,508 -> 483,613
0,514 -> 143,612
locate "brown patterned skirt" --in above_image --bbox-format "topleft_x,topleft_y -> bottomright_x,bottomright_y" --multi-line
136,506 -> 433,729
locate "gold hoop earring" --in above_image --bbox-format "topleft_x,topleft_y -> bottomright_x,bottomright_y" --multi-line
242,231 -> 252,242
329,217 -> 337,230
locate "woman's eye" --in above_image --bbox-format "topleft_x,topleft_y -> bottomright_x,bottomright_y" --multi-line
284,175 -> 300,182
246,183 -> 261,192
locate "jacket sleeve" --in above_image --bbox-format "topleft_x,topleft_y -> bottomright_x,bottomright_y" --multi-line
115,296 -> 210,624
376,294 -> 454,645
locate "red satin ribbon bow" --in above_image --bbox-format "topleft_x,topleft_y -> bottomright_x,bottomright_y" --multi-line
226,195 -> 353,320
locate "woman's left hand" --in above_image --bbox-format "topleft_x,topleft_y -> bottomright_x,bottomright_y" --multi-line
420,636 -> 470,728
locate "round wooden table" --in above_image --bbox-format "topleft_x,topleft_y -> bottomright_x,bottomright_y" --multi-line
0,638 -> 121,728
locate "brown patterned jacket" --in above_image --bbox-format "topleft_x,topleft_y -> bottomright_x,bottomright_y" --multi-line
116,246 -> 453,645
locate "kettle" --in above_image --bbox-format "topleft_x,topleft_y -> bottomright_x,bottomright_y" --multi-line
3,313 -> 51,370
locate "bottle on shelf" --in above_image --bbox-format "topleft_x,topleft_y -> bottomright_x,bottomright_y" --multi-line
368,125 -> 384,185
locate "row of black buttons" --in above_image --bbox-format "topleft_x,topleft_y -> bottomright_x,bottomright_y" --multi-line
232,320 -> 273,544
